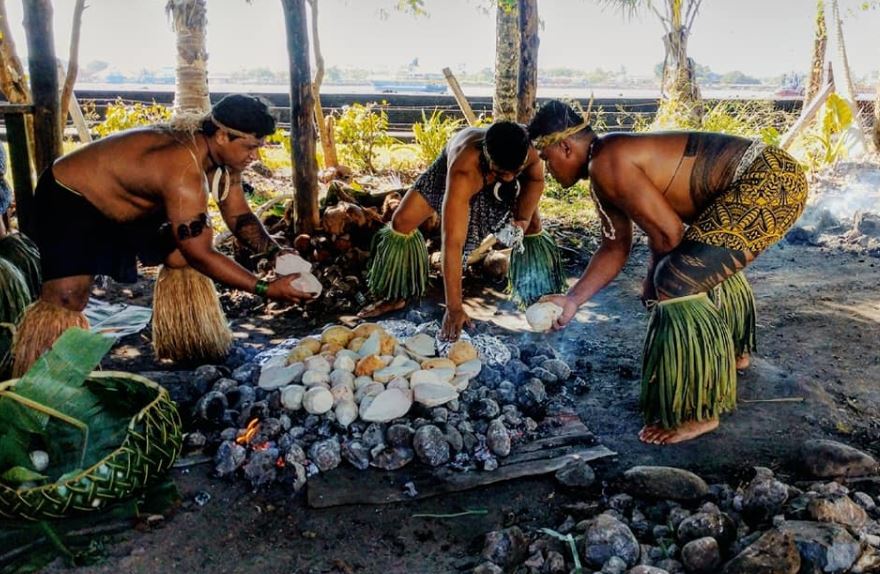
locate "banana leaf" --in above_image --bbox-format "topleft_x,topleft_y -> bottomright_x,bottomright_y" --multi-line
0,328 -> 125,484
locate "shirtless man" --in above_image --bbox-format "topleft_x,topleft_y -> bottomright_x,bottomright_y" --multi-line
12,94 -> 311,374
361,121 -> 563,341
528,100 -> 808,445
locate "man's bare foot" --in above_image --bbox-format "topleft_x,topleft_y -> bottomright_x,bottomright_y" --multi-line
736,354 -> 751,370
638,418 -> 720,445
357,298 -> 406,318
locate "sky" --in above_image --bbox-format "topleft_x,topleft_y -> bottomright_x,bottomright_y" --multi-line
3,0 -> 879,81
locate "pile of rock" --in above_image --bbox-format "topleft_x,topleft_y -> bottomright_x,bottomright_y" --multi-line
189,320 -> 588,489
473,440 -> 880,574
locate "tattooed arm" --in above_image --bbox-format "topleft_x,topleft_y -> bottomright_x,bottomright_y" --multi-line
217,170 -> 283,256
164,171 -> 310,303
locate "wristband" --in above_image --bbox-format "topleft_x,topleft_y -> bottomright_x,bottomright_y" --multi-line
255,279 -> 269,298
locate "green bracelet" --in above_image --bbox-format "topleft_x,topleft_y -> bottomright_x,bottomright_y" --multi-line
254,279 -> 269,298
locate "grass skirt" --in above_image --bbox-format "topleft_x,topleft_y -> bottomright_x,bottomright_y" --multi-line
508,230 -> 566,308
0,233 -> 41,299
641,293 -> 736,429
152,266 -> 232,363
11,300 -> 89,377
366,225 -> 429,301
709,272 -> 757,358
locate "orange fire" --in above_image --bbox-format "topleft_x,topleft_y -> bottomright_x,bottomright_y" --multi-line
252,441 -> 271,452
235,418 -> 260,446
275,457 -> 286,469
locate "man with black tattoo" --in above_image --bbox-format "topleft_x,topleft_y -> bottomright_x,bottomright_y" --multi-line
528,100 -> 808,445
12,94 -> 312,374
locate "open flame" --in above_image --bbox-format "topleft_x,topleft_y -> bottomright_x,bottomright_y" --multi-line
235,418 -> 260,446
252,441 -> 271,452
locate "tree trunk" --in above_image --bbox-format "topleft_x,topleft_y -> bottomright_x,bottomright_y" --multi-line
874,83 -> 880,150
281,0 -> 320,236
832,0 -> 873,152
167,0 -> 211,114
516,0 -> 539,125
23,0 -> 62,177
0,0 -> 30,105
59,0 -> 86,133
805,0 -> 827,106
659,26 -> 703,125
493,1 -> 519,121
307,0 -> 337,168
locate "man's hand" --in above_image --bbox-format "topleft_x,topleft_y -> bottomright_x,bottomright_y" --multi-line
539,294 -> 579,331
440,307 -> 472,341
266,273 -> 315,304
512,218 -> 530,232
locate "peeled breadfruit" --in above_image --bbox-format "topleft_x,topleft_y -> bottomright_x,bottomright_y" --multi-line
525,301 -> 564,332
447,340 -> 478,365
276,253 -> 312,275
291,272 -> 323,297
322,325 -> 354,347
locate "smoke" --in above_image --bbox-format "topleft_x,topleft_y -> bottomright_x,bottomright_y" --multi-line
799,162 -> 880,229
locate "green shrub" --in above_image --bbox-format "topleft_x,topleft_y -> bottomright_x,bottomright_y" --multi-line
334,102 -> 396,172
93,98 -> 172,137
799,93 -> 855,169
412,109 -> 463,165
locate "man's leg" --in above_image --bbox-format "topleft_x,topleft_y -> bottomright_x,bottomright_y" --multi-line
12,275 -> 93,376
359,188 -> 436,318
639,240 -> 753,445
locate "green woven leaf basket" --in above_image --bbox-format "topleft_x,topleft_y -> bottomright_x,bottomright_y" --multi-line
0,371 -> 182,521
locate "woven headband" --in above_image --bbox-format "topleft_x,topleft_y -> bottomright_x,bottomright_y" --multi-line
211,116 -> 258,140
532,97 -> 594,150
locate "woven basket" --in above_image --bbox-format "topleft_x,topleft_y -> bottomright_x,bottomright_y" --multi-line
0,371 -> 183,521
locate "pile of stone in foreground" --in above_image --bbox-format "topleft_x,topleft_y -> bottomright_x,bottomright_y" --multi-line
473,439 -> 880,574
189,320 -> 589,490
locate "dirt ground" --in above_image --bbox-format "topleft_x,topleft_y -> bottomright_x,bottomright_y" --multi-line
26,231 -> 878,574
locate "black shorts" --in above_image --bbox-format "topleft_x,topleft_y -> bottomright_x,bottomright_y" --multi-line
33,167 -> 176,283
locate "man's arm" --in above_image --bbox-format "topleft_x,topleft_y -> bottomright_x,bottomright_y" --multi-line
439,169 -> 476,340
165,172 -> 309,302
512,148 -> 544,229
217,171 -> 282,257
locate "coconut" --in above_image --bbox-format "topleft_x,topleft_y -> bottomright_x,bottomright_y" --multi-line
330,384 -> 354,405
291,272 -> 323,297
333,354 -> 356,372
275,253 -> 312,275
447,340 -> 478,365
280,385 -> 306,410
335,399 -> 358,428
329,369 -> 355,389
302,370 -> 330,386
320,342 -> 344,355
302,387 -> 334,414
525,301 -> 564,332
304,355 -> 332,373
322,325 -> 354,347
404,333 -> 436,357
299,337 -> 322,354
352,322 -> 383,339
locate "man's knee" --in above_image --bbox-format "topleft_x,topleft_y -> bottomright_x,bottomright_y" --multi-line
40,276 -> 93,311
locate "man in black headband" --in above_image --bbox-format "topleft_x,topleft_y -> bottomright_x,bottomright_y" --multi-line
12,94 -> 313,375
360,121 -> 564,341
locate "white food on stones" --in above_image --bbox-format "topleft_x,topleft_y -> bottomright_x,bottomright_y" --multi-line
373,362 -> 419,383
386,377 -> 410,390
330,384 -> 354,405
353,376 -> 375,390
430,367 -> 456,383
275,253 -> 312,275
302,369 -> 330,386
525,301 -> 564,332
355,382 -> 385,403
290,272 -> 323,297
329,369 -> 355,389
358,331 -> 383,357
332,354 -> 356,373
304,355 -> 331,373
412,381 -> 459,407
450,375 -> 471,392
404,333 -> 436,357
259,363 -> 305,390
280,385 -> 306,411
335,399 -> 358,428
455,359 -> 482,379
409,369 -> 440,386
360,388 -> 413,422
29,450 -> 49,472
303,387 -> 334,414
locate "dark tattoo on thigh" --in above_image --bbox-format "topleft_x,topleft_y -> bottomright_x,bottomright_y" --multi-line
176,213 -> 209,241
233,212 -> 272,253
654,240 -> 749,298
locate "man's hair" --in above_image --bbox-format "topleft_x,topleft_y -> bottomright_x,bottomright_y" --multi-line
202,94 -> 276,138
527,99 -> 592,142
484,121 -> 530,171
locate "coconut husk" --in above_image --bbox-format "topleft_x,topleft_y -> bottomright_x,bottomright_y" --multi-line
11,300 -> 89,377
152,266 -> 232,363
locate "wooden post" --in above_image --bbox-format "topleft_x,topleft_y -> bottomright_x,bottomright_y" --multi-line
57,62 -> 92,143
282,0 -> 320,235
780,81 -> 834,151
516,0 -> 539,124
4,110 -> 35,236
23,0 -> 62,175
442,67 -> 477,126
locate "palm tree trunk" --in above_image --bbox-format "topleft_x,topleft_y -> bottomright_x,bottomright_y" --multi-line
516,0 -> 539,124
832,0 -> 873,152
282,0 -> 320,235
166,0 -> 210,114
23,0 -> 62,175
659,26 -> 703,125
805,0 -> 827,105
494,1 -> 519,121
307,0 -> 337,168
